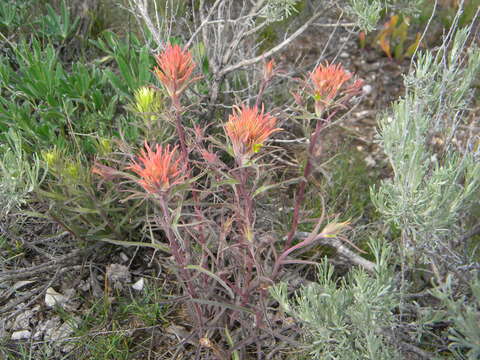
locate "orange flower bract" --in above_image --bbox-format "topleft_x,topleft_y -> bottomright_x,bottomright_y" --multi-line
308,62 -> 361,115
310,63 -> 351,102
225,105 -> 281,159
153,44 -> 197,99
128,141 -> 186,194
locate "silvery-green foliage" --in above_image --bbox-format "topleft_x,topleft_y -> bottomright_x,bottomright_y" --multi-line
261,0 -> 299,22
389,0 -> 425,16
271,238 -> 400,359
404,24 -> 480,137
0,130 -> 44,216
371,17 -> 480,263
346,0 -> 383,32
372,98 -> 480,247
430,275 -> 480,359
346,0 -> 425,32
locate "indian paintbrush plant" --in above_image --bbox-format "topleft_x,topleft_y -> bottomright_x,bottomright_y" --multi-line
3,2 -> 480,359
89,42 -> 364,357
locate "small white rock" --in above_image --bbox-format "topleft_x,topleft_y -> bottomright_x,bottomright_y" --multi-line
120,252 -> 129,263
45,288 -> 67,308
132,278 -> 144,291
340,51 -> 349,58
11,330 -> 31,340
364,155 -> 377,167
362,84 -> 373,95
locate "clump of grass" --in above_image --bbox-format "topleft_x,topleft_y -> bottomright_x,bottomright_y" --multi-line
306,147 -> 379,224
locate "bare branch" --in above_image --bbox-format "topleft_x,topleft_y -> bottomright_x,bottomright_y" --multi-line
291,231 -> 376,273
219,10 -> 323,77
185,0 -> 223,49
128,0 -> 165,49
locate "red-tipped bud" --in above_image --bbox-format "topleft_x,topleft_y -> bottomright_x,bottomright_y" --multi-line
263,59 -> 277,82
200,149 -> 219,164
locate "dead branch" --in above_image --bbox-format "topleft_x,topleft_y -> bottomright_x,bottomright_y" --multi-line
292,231 -> 376,273
218,10 -> 323,77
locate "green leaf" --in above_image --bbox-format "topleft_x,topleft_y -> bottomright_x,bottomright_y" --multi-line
253,177 -> 303,198
212,178 -> 240,188
100,238 -> 170,253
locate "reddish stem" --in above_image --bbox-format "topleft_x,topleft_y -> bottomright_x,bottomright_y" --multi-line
172,95 -> 188,161
283,119 -> 324,251
232,164 -> 257,307
158,196 -> 204,328
255,78 -> 268,108
284,110 -> 338,252
272,233 -> 324,280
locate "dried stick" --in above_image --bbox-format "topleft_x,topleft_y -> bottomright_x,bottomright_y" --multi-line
218,10 -> 322,77
128,0 -> 164,49
185,0 -> 223,49
316,236 -> 376,273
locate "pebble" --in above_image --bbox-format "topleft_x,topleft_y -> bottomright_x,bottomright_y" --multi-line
120,252 -> 129,263
362,84 -> 373,95
45,287 -> 67,308
11,330 -> 31,340
132,277 -> 144,291
365,155 -> 377,167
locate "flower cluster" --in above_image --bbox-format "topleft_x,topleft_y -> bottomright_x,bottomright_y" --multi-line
128,141 -> 186,194
225,105 -> 281,163
308,63 -> 363,116
153,44 -> 198,99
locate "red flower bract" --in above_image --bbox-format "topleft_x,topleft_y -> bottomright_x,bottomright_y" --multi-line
225,105 -> 281,159
153,44 -> 197,99
310,63 -> 351,102
308,62 -> 361,115
128,141 -> 186,194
